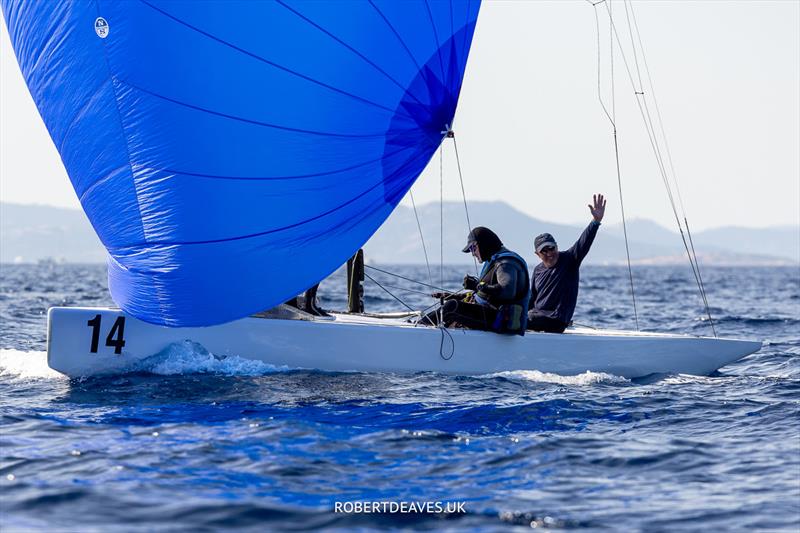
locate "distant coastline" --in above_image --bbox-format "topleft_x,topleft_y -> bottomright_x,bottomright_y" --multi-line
2,201 -> 797,266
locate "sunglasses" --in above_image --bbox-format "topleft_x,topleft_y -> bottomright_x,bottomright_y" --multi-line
540,246 -> 556,253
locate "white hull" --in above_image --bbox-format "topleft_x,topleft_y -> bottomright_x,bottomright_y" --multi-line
47,307 -> 761,379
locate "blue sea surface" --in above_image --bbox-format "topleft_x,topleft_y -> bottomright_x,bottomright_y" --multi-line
1,264 -> 798,531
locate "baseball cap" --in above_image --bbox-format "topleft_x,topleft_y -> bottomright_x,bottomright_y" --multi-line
534,233 -> 557,253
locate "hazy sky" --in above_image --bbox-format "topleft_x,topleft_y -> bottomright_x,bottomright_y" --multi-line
1,1 -> 798,231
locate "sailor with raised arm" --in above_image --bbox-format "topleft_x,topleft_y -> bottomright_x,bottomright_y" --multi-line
424,227 -> 530,335
528,194 -> 606,333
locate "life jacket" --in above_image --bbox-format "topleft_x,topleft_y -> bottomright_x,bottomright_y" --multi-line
477,250 -> 530,335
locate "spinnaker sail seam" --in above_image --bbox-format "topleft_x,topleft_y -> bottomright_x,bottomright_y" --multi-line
116,78 -> 399,139
423,0 -> 447,83
92,0 -> 147,246
275,0 -> 434,119
137,145 -> 419,182
368,1 -> 425,73
105,147 -> 437,250
138,0 -> 419,124
448,0 -> 455,38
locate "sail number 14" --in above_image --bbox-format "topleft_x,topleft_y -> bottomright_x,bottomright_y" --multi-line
87,314 -> 126,354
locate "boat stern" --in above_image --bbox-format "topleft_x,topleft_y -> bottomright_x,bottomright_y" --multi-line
47,307 -> 146,377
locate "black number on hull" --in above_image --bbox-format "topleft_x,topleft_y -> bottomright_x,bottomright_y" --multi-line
87,314 -> 101,353
105,317 -> 126,354
86,315 -> 126,355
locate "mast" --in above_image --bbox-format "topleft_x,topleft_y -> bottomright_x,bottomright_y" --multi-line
347,249 -> 365,313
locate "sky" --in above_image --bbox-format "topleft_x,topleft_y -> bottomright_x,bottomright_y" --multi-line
1,1 -> 798,231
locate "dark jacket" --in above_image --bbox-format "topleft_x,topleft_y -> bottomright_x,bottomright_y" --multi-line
477,247 -> 530,334
477,248 -> 530,308
529,221 -> 600,325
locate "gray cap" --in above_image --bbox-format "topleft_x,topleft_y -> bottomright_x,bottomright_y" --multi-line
534,233 -> 557,253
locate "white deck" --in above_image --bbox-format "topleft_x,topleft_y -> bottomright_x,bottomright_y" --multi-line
47,307 -> 762,378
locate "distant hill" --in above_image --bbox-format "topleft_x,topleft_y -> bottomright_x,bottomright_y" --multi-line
0,203 -> 106,263
602,218 -> 800,266
690,225 -> 799,263
364,202 -> 798,266
1,201 -> 797,266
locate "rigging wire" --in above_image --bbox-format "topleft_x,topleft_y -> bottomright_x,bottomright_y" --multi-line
364,271 -> 417,312
361,132 -> 471,361
417,298 -> 447,319
409,191 -> 434,287
591,0 -> 640,330
447,128 -> 487,325
620,0 -> 715,336
591,0 -> 716,336
610,0 -> 615,120
449,130 -> 480,275
363,264 -> 458,362
626,1 -> 716,336
367,281 -> 443,298
364,264 -> 450,292
365,125 -> 478,361
435,142 -> 454,358
439,143 -> 445,327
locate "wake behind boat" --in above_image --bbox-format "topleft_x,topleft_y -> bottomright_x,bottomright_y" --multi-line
47,306 -> 761,379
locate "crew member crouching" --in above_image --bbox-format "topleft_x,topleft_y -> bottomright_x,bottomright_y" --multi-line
424,227 -> 530,335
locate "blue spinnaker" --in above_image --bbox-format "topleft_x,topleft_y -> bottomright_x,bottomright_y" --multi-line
2,0 -> 481,326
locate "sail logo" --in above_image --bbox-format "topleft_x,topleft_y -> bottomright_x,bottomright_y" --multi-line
94,17 -> 109,39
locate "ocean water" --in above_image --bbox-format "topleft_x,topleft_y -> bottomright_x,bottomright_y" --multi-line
1,263 -> 798,531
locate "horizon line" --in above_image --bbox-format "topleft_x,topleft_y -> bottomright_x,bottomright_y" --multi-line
2,200 -> 797,233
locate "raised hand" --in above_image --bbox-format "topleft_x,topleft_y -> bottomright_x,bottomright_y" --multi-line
589,193 -> 606,222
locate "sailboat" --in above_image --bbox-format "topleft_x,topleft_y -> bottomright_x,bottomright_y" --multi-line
4,1 -> 760,378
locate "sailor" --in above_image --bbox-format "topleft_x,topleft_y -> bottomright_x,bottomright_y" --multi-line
424,227 -> 530,334
528,193 -> 606,333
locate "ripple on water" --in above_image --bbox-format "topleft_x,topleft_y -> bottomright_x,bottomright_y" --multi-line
0,264 -> 798,531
